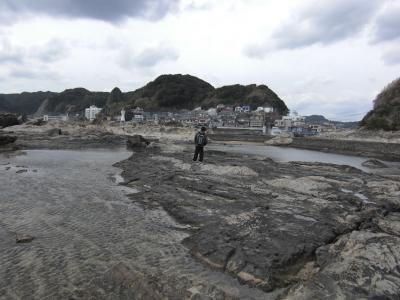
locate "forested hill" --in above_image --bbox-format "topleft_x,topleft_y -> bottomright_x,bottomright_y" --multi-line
0,74 -> 289,116
360,78 -> 400,131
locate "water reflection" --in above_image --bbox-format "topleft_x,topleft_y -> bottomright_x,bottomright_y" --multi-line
211,144 -> 400,172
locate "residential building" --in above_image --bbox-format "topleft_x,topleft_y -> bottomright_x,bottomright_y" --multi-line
85,105 -> 102,121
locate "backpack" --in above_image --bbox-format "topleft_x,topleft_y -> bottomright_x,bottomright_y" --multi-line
196,133 -> 206,146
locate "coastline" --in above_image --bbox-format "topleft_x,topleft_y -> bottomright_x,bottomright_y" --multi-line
1,124 -> 400,298
288,136 -> 400,162
114,135 -> 400,298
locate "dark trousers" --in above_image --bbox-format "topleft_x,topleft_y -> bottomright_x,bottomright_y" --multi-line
193,146 -> 204,161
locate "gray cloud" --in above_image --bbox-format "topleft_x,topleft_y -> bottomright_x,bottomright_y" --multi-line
382,47 -> 400,65
371,3 -> 400,43
0,0 -> 179,23
31,39 -> 69,62
118,43 -> 179,69
9,67 -> 60,80
245,0 -> 383,58
0,38 -> 68,65
287,92 -> 371,121
0,38 -> 24,64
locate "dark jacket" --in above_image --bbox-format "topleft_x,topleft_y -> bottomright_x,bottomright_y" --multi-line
194,131 -> 208,147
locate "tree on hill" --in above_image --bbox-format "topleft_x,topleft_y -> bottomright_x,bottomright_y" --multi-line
129,74 -> 215,110
360,78 -> 400,131
45,88 -> 108,114
202,84 -> 289,115
0,74 -> 289,116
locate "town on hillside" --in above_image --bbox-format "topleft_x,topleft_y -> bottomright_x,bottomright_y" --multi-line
43,104 -> 339,137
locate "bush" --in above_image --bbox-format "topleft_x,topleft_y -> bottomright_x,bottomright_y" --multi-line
364,115 -> 392,131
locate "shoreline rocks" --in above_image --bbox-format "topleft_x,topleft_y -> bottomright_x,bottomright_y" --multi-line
115,140 -> 400,297
0,113 -> 19,128
126,135 -> 150,149
362,158 -> 388,168
16,233 -> 34,243
264,134 -> 293,146
0,135 -> 17,146
289,137 -> 400,161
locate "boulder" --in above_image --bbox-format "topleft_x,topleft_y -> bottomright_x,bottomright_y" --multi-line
0,113 -> 19,128
361,159 -> 388,169
264,135 -> 293,146
16,233 -> 34,243
0,135 -> 17,146
127,135 -> 150,149
47,128 -> 62,136
32,118 -> 47,126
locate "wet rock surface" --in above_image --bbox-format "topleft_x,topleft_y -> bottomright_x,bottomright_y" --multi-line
0,149 -> 268,299
265,135 -> 293,146
15,233 -> 35,243
362,158 -> 388,169
1,129 -> 400,299
126,135 -> 150,149
7,128 -> 126,149
0,134 -> 17,146
115,142 -> 400,298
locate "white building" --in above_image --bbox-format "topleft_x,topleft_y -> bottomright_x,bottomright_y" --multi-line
235,106 -> 243,113
256,106 -> 273,113
134,114 -> 144,122
270,126 -> 283,136
207,108 -> 217,116
85,105 -> 102,121
274,114 -> 305,129
43,114 -> 69,122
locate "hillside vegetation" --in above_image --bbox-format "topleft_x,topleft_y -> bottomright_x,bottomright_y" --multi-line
202,84 -> 288,115
360,78 -> 400,131
0,74 -> 289,116
0,92 -> 55,115
43,88 -> 109,114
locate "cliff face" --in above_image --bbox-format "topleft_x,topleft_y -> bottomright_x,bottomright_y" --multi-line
0,74 -> 289,115
360,78 -> 400,131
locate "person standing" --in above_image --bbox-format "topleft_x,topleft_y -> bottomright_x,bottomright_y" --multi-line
193,126 -> 208,162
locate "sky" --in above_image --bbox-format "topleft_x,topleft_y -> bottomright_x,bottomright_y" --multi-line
0,0 -> 399,121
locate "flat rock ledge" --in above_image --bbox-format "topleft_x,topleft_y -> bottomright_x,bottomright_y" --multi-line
116,141 -> 400,299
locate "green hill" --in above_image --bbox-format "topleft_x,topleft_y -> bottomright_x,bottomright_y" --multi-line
0,91 -> 55,115
305,115 -> 358,129
125,74 -> 215,110
43,88 -> 109,114
360,78 -> 400,131
0,74 -> 289,116
202,84 -> 288,115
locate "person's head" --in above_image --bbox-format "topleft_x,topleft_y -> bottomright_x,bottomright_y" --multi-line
201,126 -> 207,132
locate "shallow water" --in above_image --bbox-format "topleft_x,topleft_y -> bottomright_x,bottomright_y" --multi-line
211,144 -> 400,172
0,149 -> 265,299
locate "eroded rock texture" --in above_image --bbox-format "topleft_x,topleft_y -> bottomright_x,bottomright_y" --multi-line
116,143 -> 400,299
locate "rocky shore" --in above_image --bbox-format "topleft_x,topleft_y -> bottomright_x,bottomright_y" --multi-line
1,123 -> 400,299
115,139 -> 400,299
1,123 -> 127,150
209,128 -> 400,161
289,136 -> 400,161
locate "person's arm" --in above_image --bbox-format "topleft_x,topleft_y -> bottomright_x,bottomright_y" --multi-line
204,135 -> 208,146
194,133 -> 198,144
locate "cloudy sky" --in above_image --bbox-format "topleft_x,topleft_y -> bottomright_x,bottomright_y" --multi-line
0,0 -> 399,120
